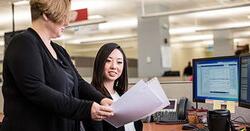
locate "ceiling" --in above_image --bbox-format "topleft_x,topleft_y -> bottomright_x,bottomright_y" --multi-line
1,0 -> 250,57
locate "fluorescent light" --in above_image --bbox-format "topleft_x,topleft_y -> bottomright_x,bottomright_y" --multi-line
71,0 -> 115,11
170,43 -> 183,48
234,31 -> 250,37
234,38 -> 250,45
188,6 -> 250,18
169,26 -> 205,35
171,34 -> 213,43
99,18 -> 137,30
67,34 -> 137,44
0,40 -> 4,46
192,21 -> 250,32
222,21 -> 250,28
88,15 -> 104,19
234,38 -> 244,43
67,19 -> 106,28
171,40 -> 213,48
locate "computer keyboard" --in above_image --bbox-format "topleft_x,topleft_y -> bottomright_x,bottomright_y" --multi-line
153,111 -> 188,124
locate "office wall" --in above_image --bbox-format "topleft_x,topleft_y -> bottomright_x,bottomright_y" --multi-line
171,46 -> 213,76
69,44 -> 212,77
64,38 -> 138,59
73,57 -> 138,77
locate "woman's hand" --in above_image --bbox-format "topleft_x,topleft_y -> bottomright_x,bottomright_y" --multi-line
100,98 -> 113,106
90,102 -> 113,121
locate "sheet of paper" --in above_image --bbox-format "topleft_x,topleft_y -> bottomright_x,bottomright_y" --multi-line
104,78 -> 169,128
213,100 -> 223,110
205,99 -> 214,104
226,101 -> 236,113
146,77 -> 170,113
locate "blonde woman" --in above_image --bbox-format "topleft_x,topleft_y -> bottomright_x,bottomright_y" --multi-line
1,0 -> 113,131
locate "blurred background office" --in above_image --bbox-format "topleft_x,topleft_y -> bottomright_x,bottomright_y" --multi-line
1,0 -> 250,125
1,0 -> 250,79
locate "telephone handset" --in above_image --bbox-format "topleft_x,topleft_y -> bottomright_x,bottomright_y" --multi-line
177,97 -> 188,120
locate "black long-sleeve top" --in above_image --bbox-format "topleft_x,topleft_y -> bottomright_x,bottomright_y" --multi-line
1,28 -> 105,131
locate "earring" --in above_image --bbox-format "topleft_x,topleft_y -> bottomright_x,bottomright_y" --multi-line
116,81 -> 119,87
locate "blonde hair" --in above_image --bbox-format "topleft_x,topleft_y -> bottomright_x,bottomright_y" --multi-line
30,0 -> 71,23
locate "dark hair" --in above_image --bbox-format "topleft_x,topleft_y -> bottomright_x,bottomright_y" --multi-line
92,43 -> 128,96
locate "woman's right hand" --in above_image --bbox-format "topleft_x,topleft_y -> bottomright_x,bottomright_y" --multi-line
91,102 -> 113,121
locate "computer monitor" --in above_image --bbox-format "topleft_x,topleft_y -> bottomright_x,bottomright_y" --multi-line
239,54 -> 250,109
162,99 -> 177,112
193,56 -> 239,102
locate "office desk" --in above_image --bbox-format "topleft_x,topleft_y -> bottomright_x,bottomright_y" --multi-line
143,123 -> 183,131
143,123 -> 246,131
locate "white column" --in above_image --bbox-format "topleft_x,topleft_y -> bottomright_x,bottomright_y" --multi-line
137,16 -> 170,77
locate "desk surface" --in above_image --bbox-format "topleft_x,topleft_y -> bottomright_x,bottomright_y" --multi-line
143,123 -> 246,131
143,123 -> 183,131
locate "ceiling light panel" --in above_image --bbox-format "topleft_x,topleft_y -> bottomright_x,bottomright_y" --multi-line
98,18 -> 137,30
187,6 -> 250,19
169,26 -> 206,35
171,34 -> 213,43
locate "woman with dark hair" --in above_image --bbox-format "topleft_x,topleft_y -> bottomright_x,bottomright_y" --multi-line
83,43 -> 143,131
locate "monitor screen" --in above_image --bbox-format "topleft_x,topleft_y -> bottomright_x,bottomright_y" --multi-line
193,56 -> 239,102
162,99 -> 177,112
239,55 -> 250,109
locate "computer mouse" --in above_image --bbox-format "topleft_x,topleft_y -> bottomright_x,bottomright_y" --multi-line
182,123 -> 198,130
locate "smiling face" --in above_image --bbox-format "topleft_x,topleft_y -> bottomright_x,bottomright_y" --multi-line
103,49 -> 124,82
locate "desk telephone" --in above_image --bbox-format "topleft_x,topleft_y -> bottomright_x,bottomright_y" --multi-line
152,97 -> 188,124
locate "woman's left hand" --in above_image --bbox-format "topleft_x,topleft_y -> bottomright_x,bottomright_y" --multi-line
90,102 -> 113,121
100,98 -> 113,106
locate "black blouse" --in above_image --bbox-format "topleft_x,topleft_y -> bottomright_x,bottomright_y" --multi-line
1,28 -> 105,131
56,58 -> 75,96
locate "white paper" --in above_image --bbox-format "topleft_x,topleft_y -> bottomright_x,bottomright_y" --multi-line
104,77 -> 169,128
146,77 -> 170,113
161,45 -> 171,68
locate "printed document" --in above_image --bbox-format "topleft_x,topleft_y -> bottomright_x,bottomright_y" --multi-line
104,77 -> 169,128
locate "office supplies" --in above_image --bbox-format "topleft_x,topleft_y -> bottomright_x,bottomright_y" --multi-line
104,77 -> 169,128
153,98 -> 188,124
182,123 -> 197,130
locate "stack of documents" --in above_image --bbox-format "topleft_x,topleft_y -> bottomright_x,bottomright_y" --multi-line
105,77 -> 170,128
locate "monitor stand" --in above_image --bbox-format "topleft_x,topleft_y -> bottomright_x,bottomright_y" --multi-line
195,101 -> 198,110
